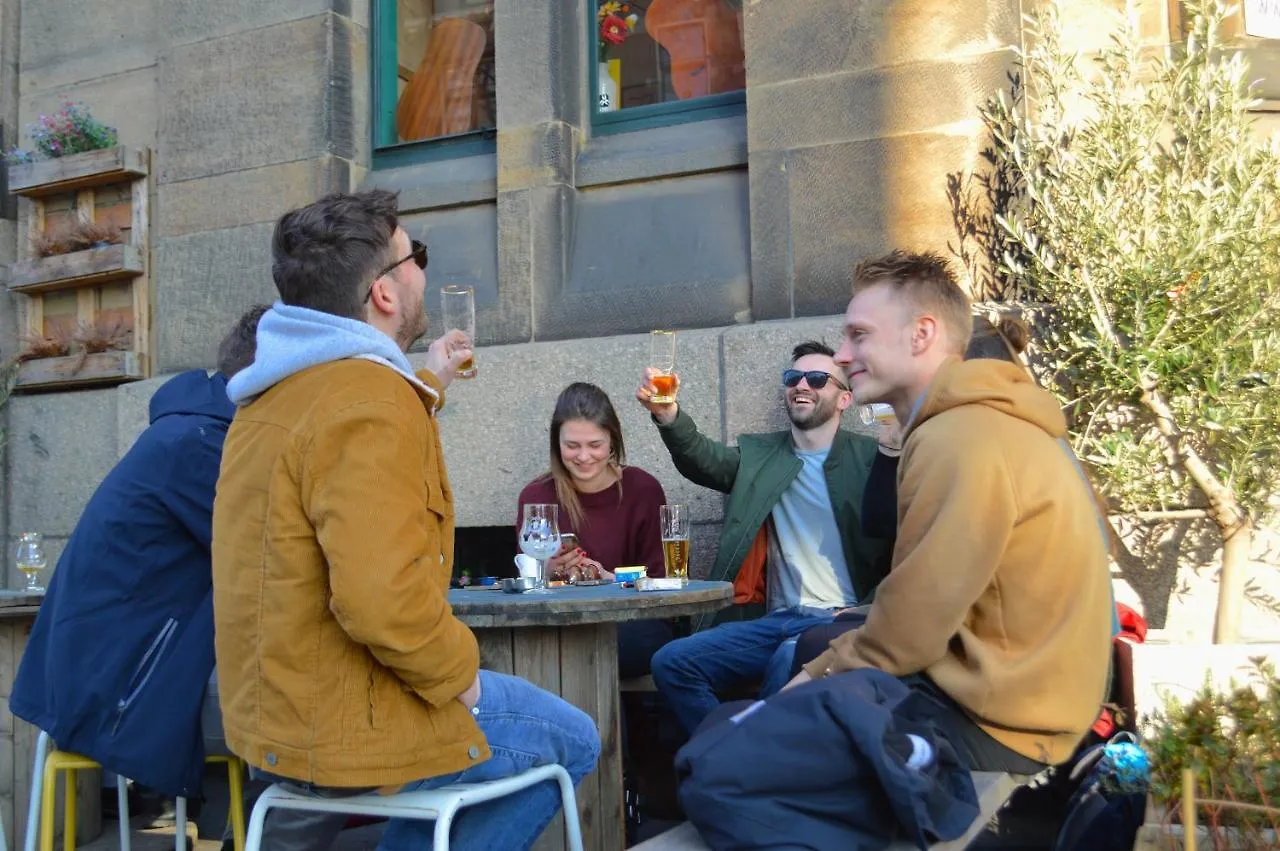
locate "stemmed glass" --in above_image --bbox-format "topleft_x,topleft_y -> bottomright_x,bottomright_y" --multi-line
15,532 -> 47,593
519,504 -> 561,594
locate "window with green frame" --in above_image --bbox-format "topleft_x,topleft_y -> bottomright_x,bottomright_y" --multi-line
373,0 -> 497,158
591,0 -> 746,128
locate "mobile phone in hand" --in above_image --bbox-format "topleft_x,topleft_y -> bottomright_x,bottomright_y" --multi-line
560,533 -> 578,553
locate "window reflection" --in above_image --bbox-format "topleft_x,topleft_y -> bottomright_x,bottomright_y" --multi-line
595,0 -> 745,114
394,0 -> 496,143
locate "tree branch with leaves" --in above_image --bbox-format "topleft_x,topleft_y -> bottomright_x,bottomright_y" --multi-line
955,0 -> 1280,641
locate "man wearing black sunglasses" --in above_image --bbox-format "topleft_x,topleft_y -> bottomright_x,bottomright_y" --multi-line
636,341 -> 892,736
212,190 -> 600,850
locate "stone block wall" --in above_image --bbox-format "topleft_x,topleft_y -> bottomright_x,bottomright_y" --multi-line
1,0 -> 1275,645
743,0 -> 1022,320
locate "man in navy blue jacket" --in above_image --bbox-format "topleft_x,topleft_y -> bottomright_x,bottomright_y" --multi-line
9,305 -> 268,800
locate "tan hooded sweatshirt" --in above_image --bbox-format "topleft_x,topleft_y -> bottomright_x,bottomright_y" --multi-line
804,357 -> 1113,765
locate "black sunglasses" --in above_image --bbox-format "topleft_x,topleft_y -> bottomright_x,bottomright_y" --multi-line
782,369 -> 850,392
364,240 -> 429,303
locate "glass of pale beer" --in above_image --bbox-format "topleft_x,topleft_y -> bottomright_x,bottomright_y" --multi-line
660,504 -> 690,583
858,403 -> 896,427
649,330 -> 677,404
441,285 -> 478,379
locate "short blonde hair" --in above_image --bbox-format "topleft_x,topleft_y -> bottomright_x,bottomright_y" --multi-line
852,250 -> 972,355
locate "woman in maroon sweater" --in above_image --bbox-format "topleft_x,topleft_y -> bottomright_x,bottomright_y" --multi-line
516,382 -> 672,677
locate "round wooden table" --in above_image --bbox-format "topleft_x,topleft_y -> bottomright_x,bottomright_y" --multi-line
448,580 -> 733,851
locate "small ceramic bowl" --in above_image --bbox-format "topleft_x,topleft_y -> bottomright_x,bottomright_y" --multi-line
502,576 -> 537,594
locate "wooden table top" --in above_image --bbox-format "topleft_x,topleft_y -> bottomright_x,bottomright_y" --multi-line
448,580 -> 733,628
0,590 -> 44,618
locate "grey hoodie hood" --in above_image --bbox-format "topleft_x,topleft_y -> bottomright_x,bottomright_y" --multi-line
225,301 -> 437,406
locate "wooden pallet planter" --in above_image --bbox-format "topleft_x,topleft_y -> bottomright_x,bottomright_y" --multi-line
5,147 -> 151,391
14,351 -> 145,391
3,244 -> 144,293
6,146 -> 148,198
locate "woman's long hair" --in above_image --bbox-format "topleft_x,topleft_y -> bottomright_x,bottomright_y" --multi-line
545,383 -> 626,530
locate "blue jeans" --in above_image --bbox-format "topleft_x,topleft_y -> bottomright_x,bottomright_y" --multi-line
650,608 -> 836,735
257,671 -> 601,851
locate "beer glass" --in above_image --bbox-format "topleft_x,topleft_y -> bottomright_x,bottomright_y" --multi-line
15,531 -> 47,593
659,504 -> 690,584
858,403 -> 896,427
649,330 -> 677,404
441,285 -> 478,379
519,504 -> 560,593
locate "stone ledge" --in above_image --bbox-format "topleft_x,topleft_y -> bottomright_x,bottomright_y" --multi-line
576,115 -> 748,188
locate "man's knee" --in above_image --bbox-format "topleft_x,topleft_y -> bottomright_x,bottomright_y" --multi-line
650,638 -> 690,687
556,703 -> 602,779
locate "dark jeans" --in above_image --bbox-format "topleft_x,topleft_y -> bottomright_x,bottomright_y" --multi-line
651,608 -> 838,735
788,614 -> 1047,775
617,619 -> 674,680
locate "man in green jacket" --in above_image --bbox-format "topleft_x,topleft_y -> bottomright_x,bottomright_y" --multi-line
636,341 -> 893,734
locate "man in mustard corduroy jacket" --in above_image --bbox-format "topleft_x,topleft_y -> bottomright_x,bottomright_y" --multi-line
791,250 -> 1113,772
212,190 -> 599,851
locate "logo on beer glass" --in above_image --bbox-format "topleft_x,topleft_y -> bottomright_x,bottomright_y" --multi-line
659,504 -> 689,584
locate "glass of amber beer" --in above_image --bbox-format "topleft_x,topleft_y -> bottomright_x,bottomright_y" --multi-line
660,504 -> 690,583
441,285 -> 478,379
650,330 -> 677,404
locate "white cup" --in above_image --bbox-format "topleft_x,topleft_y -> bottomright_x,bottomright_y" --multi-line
513,554 -> 539,580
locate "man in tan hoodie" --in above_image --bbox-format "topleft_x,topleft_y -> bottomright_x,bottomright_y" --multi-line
790,250 -> 1113,771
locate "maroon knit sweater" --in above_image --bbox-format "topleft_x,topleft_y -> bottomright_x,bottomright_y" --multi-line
515,466 -> 668,577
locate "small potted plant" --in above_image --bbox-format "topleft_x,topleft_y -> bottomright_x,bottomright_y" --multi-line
1138,660 -> 1280,849
4,102 -> 144,197
32,219 -> 123,258
4,102 -> 118,165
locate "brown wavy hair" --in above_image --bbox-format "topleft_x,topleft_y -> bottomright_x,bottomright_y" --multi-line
544,383 -> 626,530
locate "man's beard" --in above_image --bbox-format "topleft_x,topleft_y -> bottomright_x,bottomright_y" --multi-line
786,394 -> 839,431
395,297 -> 428,352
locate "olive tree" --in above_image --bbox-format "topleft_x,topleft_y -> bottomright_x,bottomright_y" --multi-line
956,0 -> 1280,641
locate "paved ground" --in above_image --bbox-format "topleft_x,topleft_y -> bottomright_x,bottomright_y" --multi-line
76,820 -> 387,851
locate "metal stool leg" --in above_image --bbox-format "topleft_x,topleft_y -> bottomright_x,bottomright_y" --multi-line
116,776 -> 131,851
25,732 -> 50,851
242,794 -> 273,851
432,801 -> 460,851
61,769 -> 75,851
225,760 -> 246,851
38,753 -> 57,851
556,767 -> 585,851
174,797 -> 186,851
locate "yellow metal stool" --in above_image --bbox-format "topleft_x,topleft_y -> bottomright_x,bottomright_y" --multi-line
37,748 -> 104,851
204,754 -> 248,851
28,731 -> 248,851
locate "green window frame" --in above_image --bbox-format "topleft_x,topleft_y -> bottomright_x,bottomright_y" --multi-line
589,1 -> 745,135
371,0 -> 497,169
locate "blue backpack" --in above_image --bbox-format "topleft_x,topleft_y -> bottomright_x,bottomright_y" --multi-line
1052,734 -> 1149,851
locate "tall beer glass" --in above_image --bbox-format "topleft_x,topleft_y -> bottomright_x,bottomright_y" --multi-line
660,504 -> 690,583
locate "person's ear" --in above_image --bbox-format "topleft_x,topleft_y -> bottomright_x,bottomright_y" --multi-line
367,275 -> 398,317
911,315 -> 939,355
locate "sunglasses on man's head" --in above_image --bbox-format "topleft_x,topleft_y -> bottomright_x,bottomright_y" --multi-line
782,369 -> 849,391
365,240 -> 429,303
